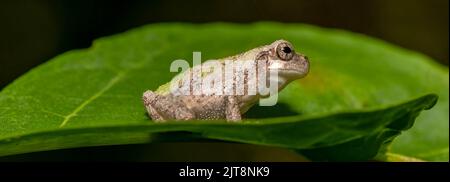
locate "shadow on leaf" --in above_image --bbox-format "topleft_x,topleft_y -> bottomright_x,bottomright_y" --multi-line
244,103 -> 300,119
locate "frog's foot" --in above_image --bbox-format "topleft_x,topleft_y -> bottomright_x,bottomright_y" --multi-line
146,103 -> 165,122
143,90 -> 195,122
143,91 -> 165,122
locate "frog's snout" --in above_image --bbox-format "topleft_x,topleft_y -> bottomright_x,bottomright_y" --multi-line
301,55 -> 310,74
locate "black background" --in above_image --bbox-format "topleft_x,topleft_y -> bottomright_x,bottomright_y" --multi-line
1,0 -> 448,89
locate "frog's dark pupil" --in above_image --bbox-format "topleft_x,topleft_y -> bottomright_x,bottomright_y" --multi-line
282,47 -> 292,53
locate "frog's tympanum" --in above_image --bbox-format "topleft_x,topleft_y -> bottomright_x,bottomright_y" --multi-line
143,40 -> 309,122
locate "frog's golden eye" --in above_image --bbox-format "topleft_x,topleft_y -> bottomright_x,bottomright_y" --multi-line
276,42 -> 294,61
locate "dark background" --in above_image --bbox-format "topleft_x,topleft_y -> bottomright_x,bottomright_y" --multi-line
1,0 -> 449,89
0,0 -> 448,161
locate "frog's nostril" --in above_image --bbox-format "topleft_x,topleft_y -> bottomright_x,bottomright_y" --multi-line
302,56 -> 310,67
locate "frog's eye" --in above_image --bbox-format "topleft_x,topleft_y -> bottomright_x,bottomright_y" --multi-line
276,42 -> 294,61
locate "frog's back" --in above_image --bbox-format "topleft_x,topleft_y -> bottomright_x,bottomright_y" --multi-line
153,48 -> 261,96
154,81 -> 172,95
154,62 -> 223,95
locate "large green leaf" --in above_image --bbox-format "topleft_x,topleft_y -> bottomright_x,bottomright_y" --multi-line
0,23 -> 447,161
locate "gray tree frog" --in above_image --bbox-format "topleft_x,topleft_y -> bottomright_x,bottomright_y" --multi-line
143,40 -> 309,122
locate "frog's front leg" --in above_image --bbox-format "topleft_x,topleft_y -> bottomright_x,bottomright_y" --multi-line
225,96 -> 242,122
143,91 -> 195,122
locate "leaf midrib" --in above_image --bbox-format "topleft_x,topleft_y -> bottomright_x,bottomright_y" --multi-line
59,72 -> 124,127
55,38 -> 172,128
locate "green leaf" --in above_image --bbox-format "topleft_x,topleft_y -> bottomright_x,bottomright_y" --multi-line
0,23 -> 447,161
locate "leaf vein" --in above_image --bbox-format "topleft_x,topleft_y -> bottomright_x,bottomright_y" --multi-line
59,73 -> 124,127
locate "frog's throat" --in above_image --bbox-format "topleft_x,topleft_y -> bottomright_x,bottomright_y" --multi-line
256,75 -> 292,99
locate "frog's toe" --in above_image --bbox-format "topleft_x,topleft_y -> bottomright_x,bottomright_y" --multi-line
146,104 -> 165,122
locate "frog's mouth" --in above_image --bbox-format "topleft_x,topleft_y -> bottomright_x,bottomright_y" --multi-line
268,54 -> 310,79
269,62 -> 309,79
276,69 -> 308,78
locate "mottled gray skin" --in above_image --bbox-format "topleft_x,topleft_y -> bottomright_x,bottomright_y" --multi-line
143,40 -> 309,122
